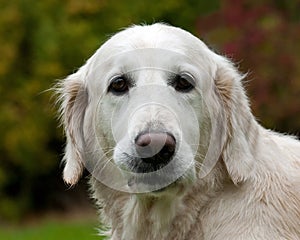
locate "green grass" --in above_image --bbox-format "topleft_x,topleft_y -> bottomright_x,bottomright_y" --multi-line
0,219 -> 104,240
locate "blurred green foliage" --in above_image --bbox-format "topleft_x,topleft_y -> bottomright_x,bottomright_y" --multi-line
0,0 -> 299,222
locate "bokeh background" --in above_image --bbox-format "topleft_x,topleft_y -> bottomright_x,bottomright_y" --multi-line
0,0 -> 299,238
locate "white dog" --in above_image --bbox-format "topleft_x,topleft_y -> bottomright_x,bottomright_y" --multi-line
57,23 -> 300,239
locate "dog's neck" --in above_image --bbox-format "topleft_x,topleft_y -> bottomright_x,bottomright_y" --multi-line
91,161 -> 229,240
121,192 -> 184,239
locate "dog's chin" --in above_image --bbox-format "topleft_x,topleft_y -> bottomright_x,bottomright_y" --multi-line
126,174 -> 191,197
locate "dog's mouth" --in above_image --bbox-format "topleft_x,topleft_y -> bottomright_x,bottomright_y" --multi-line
122,154 -> 178,189
127,156 -> 174,173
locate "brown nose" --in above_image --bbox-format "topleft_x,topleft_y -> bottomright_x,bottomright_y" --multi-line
135,132 -> 176,166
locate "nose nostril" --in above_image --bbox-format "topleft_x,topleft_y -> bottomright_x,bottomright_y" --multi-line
135,133 -> 152,147
157,145 -> 175,160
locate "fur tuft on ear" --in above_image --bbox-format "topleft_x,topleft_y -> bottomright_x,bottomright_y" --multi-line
215,60 -> 259,184
56,69 -> 89,185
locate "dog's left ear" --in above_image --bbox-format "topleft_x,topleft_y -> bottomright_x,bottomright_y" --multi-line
56,68 -> 89,185
214,60 -> 257,184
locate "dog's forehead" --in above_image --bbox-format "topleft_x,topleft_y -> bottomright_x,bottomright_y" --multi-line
97,24 -> 208,59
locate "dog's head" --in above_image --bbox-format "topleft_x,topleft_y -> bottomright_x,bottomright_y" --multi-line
57,23 -> 254,194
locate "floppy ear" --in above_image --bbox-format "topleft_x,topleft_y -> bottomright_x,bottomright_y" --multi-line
57,69 -> 89,185
215,60 -> 258,184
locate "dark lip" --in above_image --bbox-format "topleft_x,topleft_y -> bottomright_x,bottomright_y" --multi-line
127,157 -> 171,173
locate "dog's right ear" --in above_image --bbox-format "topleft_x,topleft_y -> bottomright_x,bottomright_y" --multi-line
214,61 -> 256,185
56,68 -> 89,186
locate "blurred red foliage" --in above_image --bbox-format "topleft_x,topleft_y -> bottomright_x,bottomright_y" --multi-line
197,0 -> 300,135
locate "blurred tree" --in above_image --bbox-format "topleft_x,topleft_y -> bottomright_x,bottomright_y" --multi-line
0,0 -> 218,221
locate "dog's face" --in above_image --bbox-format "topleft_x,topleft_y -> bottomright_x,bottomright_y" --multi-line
59,24 -> 235,194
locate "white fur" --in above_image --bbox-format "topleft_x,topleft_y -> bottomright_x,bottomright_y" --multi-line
57,23 -> 300,239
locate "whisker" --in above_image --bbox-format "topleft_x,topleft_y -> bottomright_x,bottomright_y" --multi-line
92,155 -> 114,177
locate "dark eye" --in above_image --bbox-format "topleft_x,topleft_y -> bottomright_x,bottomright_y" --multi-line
173,74 -> 194,92
108,76 -> 129,95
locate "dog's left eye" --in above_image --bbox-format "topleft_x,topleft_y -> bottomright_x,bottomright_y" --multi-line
173,74 -> 195,92
108,76 -> 129,95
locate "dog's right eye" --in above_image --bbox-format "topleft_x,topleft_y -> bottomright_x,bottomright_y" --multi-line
108,76 -> 129,95
170,73 -> 195,93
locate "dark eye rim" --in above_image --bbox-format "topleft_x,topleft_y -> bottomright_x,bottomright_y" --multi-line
172,73 -> 195,92
108,75 -> 130,95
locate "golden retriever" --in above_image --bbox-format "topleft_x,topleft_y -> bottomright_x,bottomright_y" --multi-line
57,23 -> 300,239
